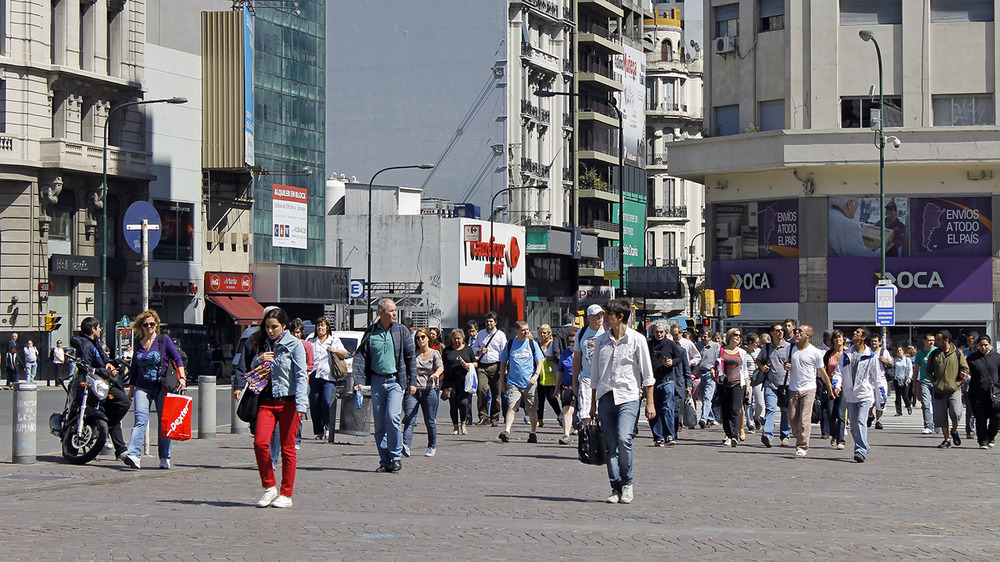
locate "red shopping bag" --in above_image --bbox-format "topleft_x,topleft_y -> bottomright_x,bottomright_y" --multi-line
161,393 -> 193,441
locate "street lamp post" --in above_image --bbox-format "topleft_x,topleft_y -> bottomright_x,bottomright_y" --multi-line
101,96 -> 186,333
366,164 -> 434,325
860,30 -> 888,342
688,230 -> 705,319
535,89 -> 626,295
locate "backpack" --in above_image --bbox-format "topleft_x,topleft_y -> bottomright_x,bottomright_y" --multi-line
503,337 -> 538,369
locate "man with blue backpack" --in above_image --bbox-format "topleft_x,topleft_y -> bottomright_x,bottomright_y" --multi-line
498,320 -> 543,443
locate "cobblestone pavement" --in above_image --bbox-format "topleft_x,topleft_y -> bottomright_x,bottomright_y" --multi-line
2,404 -> 999,559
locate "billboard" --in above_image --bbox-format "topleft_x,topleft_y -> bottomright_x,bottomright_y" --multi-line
710,259 -> 800,303
452,219 -> 526,287
614,43 -> 646,167
827,257 -> 991,302
272,184 -> 308,249
828,195 -> 990,258
714,199 -> 799,260
243,4 -> 254,166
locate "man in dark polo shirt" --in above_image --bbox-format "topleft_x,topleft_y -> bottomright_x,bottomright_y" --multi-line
353,298 -> 416,473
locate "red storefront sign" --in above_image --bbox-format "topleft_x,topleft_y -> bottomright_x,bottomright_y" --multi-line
205,272 -> 254,295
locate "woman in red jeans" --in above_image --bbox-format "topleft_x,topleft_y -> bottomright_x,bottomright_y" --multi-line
249,307 -> 308,508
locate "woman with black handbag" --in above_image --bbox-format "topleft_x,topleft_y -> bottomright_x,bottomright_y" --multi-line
122,310 -> 187,470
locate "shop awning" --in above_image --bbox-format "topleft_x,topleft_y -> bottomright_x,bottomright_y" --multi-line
208,295 -> 264,325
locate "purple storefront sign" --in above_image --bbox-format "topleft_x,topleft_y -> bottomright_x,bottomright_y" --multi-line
827,257 -> 992,302
711,259 -> 799,303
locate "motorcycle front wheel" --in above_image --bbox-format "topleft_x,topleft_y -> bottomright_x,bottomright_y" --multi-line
62,419 -> 109,465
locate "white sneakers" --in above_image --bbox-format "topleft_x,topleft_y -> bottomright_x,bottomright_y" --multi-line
425,447 -> 436,457
620,485 -> 634,504
795,448 -> 807,457
922,428 -> 933,434
605,485 -> 634,504
256,487 -> 279,508
269,495 -> 293,508
159,458 -> 170,469
402,444 -> 411,457
122,454 -> 141,469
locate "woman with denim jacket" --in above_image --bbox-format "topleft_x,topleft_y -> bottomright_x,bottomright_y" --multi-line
250,307 -> 308,508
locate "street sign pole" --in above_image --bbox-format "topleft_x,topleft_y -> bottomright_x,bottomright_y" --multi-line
875,281 -> 896,328
126,219 -> 160,312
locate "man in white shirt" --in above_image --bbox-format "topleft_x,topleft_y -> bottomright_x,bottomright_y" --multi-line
51,340 -> 65,384
474,312 -> 508,426
782,325 -> 832,457
588,299 -> 655,505
573,304 -> 606,425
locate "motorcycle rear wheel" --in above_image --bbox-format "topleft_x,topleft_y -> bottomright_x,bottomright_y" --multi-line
62,419 -> 109,465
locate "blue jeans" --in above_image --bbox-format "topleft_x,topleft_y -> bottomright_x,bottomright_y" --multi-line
762,385 -> 791,440
126,387 -> 172,460
847,399 -> 874,459
403,388 -> 440,449
698,374 -> 716,423
648,380 -> 676,441
823,392 -> 846,444
597,393 -> 640,492
919,381 -> 935,430
24,362 -> 37,383
308,377 -> 337,436
371,375 -> 404,467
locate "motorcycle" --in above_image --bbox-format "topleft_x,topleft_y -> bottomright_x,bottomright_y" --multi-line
48,350 -> 127,464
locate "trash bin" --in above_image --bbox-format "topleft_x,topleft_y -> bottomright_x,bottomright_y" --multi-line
339,377 -> 372,437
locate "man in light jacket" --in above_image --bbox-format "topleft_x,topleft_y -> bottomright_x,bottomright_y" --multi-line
833,327 -> 888,462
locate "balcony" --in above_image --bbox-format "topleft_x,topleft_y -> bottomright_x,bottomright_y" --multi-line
578,98 -> 620,127
39,138 -> 153,179
520,99 -> 551,125
523,0 -> 561,20
578,138 -> 619,165
577,58 -> 622,91
562,112 -> 573,130
648,152 -> 667,166
562,167 -> 573,183
647,258 -> 680,268
578,0 -> 624,18
649,205 -> 688,219
520,157 -> 551,179
521,42 -> 561,75
563,58 -> 573,74
577,20 -> 624,55
578,187 -> 619,203
563,6 -> 574,21
582,218 -> 618,239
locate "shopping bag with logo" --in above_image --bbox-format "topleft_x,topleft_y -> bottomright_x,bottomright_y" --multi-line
161,393 -> 193,441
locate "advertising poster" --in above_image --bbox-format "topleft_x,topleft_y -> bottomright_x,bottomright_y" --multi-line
614,43 -> 646,167
714,199 -> 799,260
908,197 -> 991,257
243,4 -> 254,166
828,196 -> 909,258
272,184 -> 308,249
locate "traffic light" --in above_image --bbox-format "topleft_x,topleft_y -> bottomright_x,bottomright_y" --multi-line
44,314 -> 62,332
700,289 -> 715,316
725,288 -> 741,317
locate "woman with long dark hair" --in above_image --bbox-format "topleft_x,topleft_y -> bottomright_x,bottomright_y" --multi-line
250,307 -> 308,508
306,317 -> 347,440
441,328 -> 476,435
823,330 -> 847,450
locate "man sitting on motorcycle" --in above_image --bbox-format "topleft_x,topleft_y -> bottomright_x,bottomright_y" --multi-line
71,317 -> 131,459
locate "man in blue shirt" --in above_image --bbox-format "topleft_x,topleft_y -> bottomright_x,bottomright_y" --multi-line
498,320 -> 543,443
353,298 -> 416,473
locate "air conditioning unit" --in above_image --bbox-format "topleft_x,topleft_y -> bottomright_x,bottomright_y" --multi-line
714,36 -> 736,55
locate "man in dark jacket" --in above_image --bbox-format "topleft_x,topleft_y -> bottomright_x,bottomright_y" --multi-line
927,330 -> 970,449
965,335 -> 1000,448
647,321 -> 689,446
71,317 -> 130,458
352,298 -> 416,473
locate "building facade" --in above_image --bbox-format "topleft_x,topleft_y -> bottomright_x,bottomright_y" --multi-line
670,0 -> 1000,342
644,6 -> 706,317
0,0 -> 160,357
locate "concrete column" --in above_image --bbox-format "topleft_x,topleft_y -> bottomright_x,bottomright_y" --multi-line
231,385 -> 249,434
198,376 -> 216,439
12,383 -> 38,464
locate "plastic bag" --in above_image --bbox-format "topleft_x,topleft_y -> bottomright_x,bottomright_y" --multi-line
464,364 -> 478,393
161,393 -> 193,441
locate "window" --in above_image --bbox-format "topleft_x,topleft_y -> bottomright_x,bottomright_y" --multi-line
152,200 -> 194,261
714,4 -> 739,38
0,80 -> 5,133
661,39 -> 673,61
663,231 -> 677,259
664,178 -> 677,207
714,104 -> 740,136
759,99 -> 785,131
932,95 -> 995,126
840,97 -> 903,128
840,0 -> 902,25
759,0 -> 785,31
931,0 -> 993,23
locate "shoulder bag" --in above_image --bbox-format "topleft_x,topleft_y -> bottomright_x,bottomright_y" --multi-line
157,335 -> 183,393
775,344 -> 791,408
328,340 -> 349,381
578,421 -> 607,465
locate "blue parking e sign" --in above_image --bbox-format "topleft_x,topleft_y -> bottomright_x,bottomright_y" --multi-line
349,279 -> 365,299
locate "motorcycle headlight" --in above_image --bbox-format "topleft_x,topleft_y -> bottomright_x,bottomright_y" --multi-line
88,375 -> 111,401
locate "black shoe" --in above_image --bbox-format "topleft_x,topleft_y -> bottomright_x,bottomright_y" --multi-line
390,460 -> 402,472
938,440 -> 952,449
761,435 -> 772,448
907,406 -> 912,415
952,430 -> 961,446
665,437 -> 676,446
527,433 -> 537,443
875,421 -> 883,430
854,453 -> 866,463
375,465 -> 391,473
699,420 -> 706,429
867,415 -> 874,428
499,431 -> 509,443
